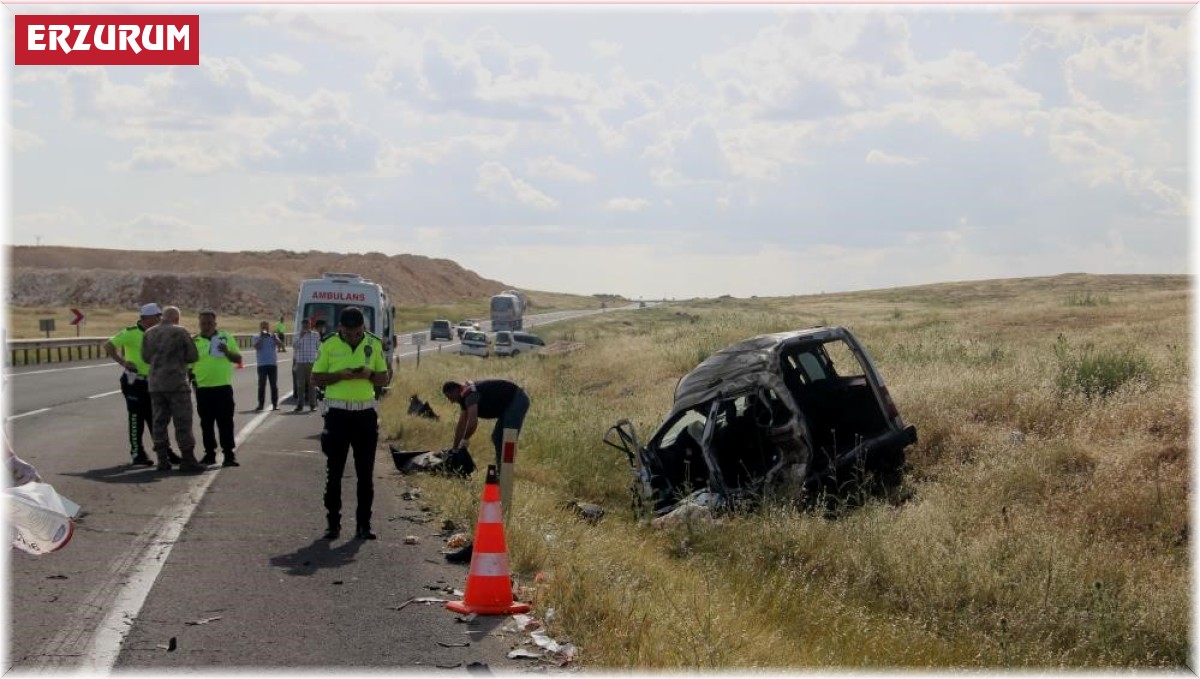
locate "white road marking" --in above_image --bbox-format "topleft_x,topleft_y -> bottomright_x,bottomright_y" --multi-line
6,362 -> 115,377
87,390 -> 121,399
6,407 -> 50,421
27,407 -> 278,673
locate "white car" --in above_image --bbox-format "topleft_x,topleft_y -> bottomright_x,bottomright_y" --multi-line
494,331 -> 545,357
459,330 -> 490,358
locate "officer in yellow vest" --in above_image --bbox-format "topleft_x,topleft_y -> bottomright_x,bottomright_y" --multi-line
104,303 -> 175,467
312,307 -> 389,541
190,310 -> 243,467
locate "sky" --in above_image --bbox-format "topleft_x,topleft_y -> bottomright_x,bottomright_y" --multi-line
4,3 -> 1193,299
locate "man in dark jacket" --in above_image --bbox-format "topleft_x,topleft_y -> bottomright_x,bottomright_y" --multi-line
441,378 -> 530,563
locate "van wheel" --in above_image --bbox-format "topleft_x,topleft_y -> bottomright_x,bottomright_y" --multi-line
511,350 -> 520,357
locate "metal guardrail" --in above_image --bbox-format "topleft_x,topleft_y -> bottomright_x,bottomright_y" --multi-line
6,333 -> 276,367
7,311 -> 590,367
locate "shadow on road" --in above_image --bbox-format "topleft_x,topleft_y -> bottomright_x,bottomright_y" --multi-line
269,538 -> 364,576
61,464 -> 167,484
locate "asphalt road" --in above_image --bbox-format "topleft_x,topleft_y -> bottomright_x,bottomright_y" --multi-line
5,305 -> 629,672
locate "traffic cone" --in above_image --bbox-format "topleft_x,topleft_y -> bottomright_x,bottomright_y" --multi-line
446,465 -> 530,616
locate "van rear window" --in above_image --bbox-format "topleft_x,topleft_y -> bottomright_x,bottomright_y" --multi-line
303,304 -> 376,331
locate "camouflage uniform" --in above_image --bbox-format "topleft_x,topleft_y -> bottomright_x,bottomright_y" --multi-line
143,323 -> 200,467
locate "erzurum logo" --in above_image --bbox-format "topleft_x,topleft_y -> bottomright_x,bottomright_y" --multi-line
14,15 -> 200,66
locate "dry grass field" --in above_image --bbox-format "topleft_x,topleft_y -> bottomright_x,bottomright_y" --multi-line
378,273 -> 1190,669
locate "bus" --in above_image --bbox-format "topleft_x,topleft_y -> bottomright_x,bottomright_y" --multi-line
294,273 -> 396,382
489,290 -> 527,331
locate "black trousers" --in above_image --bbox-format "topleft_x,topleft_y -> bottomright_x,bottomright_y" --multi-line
321,408 -> 378,528
256,365 -> 278,408
119,375 -> 152,459
195,385 -> 236,456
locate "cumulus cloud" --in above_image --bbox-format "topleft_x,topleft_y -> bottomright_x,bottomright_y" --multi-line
590,39 -> 623,59
10,126 -> 45,152
324,186 -> 358,211
259,53 -> 304,74
605,197 -> 651,213
8,9 -> 1187,296
865,149 -> 923,166
525,156 -> 595,183
475,161 -> 558,210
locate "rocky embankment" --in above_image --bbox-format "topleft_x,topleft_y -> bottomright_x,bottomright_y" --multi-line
9,247 -> 508,314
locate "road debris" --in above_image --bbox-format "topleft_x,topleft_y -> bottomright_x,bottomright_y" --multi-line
561,500 -> 605,524
184,616 -> 222,626
391,597 -> 450,611
407,394 -> 440,420
156,637 -> 177,652
446,532 -> 470,549
404,535 -> 420,545
507,648 -> 542,659
436,641 -> 470,648
46,574 -> 68,580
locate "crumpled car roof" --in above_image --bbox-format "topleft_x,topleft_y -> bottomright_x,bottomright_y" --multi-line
671,326 -> 851,415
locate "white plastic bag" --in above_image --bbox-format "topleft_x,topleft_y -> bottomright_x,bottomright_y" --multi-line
7,482 -> 81,554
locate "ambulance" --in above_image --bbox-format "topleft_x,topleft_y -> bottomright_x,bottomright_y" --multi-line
294,273 -> 396,383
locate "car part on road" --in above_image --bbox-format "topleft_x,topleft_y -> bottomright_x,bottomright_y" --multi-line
407,394 -> 439,420
390,445 -> 475,477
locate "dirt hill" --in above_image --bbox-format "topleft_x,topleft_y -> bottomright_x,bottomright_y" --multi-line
8,246 -> 510,317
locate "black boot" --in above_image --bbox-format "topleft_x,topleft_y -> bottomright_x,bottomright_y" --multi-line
444,542 -> 473,564
222,453 -> 240,467
354,525 -> 377,541
323,519 -> 340,540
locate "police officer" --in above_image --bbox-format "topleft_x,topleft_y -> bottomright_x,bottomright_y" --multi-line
104,303 -> 179,467
191,310 -> 243,467
312,307 -> 389,541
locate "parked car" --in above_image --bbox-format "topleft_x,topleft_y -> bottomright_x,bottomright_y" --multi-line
494,331 -> 545,357
605,326 -> 916,522
459,330 -> 490,358
455,320 -> 480,339
430,319 -> 453,341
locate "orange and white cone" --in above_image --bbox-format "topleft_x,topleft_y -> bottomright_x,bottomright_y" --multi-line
446,465 -> 531,616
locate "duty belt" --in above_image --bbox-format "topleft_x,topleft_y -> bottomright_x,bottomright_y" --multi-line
324,400 -> 378,412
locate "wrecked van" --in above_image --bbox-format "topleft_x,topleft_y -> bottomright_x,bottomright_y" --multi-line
605,326 -> 916,520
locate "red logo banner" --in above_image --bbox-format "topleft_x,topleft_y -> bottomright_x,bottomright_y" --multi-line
14,15 -> 199,66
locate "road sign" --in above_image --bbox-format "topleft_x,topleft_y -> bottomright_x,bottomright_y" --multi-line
69,308 -> 85,326
38,318 -> 55,338
412,333 -> 426,346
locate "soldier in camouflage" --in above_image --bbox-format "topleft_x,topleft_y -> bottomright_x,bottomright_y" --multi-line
142,306 -> 204,473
